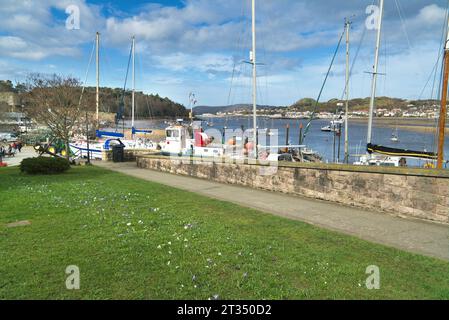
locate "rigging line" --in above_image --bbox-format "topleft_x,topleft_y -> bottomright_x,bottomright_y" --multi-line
431,1 -> 449,100
257,5 -> 270,110
339,20 -> 366,100
432,40 -> 445,153
227,1 -> 246,108
339,0 -> 375,100
115,40 -> 133,131
432,3 -> 449,153
78,37 -> 96,108
302,28 -> 345,142
394,0 -> 413,53
135,48 -> 154,120
418,50 -> 444,100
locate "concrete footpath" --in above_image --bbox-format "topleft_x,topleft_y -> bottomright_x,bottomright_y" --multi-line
1,146 -> 36,167
95,162 -> 449,261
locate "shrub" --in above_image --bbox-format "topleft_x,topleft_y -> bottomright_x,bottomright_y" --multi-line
20,157 -> 71,175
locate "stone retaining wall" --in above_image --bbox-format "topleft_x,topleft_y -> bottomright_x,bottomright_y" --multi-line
136,156 -> 449,224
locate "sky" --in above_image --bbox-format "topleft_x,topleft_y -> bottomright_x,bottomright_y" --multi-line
0,0 -> 448,107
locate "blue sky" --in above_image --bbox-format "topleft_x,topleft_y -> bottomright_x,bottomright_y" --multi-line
0,0 -> 447,106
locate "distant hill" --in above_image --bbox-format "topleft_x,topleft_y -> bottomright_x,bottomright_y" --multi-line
290,97 -> 439,112
194,97 -> 440,116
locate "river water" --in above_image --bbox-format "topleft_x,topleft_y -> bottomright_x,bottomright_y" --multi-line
121,117 -> 449,168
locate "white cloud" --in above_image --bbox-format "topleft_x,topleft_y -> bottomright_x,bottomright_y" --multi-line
0,0 -> 447,105
153,53 -> 234,73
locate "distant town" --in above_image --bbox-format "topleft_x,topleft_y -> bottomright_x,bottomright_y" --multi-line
196,98 -> 448,120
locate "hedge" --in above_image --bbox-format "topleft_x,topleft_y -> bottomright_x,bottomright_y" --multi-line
20,157 -> 71,175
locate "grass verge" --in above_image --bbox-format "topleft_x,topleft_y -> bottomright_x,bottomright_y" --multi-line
0,166 -> 448,299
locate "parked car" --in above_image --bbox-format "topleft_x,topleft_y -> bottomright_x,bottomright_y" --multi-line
0,133 -> 18,142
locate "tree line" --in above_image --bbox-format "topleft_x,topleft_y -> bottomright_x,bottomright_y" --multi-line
0,79 -> 188,119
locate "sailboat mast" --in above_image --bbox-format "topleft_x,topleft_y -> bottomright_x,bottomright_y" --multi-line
367,0 -> 384,146
251,0 -> 258,158
437,18 -> 449,169
96,32 -> 100,128
131,36 -> 136,133
344,19 -> 351,164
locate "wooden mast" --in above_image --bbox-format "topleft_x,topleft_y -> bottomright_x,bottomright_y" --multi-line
437,18 -> 449,169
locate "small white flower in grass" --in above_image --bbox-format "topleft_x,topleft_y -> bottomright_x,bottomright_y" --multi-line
169,251 -> 172,255
218,252 -> 222,256
167,261 -> 171,266
192,275 -> 197,282
168,241 -> 172,245
243,272 -> 248,278
157,245 -> 162,249
127,222 -> 132,226
184,238 -> 188,242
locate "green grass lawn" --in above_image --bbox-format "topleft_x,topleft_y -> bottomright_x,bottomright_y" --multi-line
0,166 -> 448,300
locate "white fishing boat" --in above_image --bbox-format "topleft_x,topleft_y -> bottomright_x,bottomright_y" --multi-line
159,124 -> 224,157
321,116 -> 344,132
321,125 -> 335,132
390,129 -> 399,142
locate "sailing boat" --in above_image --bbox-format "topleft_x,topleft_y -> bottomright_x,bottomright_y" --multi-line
70,34 -> 157,160
355,0 -> 439,167
390,128 -> 399,143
